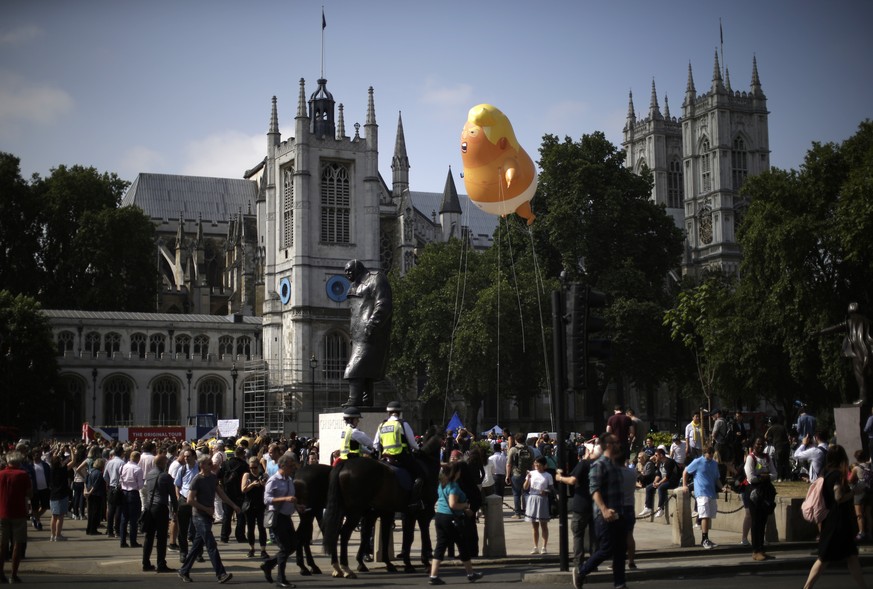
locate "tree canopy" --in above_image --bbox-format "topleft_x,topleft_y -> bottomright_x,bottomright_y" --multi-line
0,153 -> 157,311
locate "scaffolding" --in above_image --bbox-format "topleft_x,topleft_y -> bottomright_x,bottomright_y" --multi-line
240,357 -> 346,437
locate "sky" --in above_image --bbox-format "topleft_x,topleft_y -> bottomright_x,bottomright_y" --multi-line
2,0 -> 872,194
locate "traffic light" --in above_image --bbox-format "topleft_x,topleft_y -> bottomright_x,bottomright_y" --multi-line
565,283 -> 610,391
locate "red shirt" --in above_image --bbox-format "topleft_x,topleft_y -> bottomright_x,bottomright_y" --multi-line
0,466 -> 32,519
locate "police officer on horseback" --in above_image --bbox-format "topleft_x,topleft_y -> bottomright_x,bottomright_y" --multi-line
374,401 -> 425,510
339,407 -> 375,461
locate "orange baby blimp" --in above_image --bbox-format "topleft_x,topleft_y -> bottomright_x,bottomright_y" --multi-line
460,103 -> 537,225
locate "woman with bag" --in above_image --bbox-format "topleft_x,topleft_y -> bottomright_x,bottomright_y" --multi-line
744,437 -> 777,561
261,453 -> 299,588
140,453 -> 177,573
803,445 -> 867,589
241,456 -> 269,559
428,461 -> 483,585
523,456 -> 555,554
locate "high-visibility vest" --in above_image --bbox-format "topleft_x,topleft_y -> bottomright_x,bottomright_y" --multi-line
378,421 -> 405,456
340,425 -> 361,459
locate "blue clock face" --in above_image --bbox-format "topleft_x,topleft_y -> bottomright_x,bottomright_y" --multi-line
326,275 -> 350,302
279,277 -> 292,304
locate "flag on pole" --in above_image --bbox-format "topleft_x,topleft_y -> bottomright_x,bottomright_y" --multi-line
322,9 -> 326,30
719,18 -> 723,45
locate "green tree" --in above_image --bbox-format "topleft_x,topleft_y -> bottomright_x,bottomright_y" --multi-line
532,132 -> 685,416
0,291 -> 60,433
0,153 -> 42,295
1,161 -> 158,311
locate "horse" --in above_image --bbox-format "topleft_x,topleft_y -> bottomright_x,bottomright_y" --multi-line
291,463 -> 332,576
322,426 -> 442,578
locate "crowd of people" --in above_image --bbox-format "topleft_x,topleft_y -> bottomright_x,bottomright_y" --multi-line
1,401 -> 872,587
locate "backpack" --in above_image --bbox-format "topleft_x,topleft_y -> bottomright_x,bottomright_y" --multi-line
515,444 -> 534,473
801,477 -> 829,524
854,464 -> 872,492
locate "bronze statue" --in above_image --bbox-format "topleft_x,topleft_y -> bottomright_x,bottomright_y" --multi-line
342,260 -> 393,408
821,302 -> 872,406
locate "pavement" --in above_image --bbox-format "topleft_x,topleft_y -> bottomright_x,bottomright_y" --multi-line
11,503 -> 873,583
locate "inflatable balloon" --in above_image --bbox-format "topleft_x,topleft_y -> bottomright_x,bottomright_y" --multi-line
460,103 -> 537,225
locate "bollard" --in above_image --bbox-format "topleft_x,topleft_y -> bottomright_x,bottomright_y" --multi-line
374,516 -> 394,561
671,488 -> 696,547
482,494 -> 507,557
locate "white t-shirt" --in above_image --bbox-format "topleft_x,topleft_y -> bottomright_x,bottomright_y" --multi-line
526,469 -> 554,496
670,441 -> 687,465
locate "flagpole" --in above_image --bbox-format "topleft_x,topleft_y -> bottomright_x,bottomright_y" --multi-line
321,7 -> 325,79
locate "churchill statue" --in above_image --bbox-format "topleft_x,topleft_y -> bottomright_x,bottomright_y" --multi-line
342,259 -> 393,408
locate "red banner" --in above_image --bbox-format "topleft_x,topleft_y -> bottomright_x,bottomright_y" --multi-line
127,427 -> 186,441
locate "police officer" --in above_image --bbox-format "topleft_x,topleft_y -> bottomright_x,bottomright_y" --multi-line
339,407 -> 375,460
374,401 -> 424,509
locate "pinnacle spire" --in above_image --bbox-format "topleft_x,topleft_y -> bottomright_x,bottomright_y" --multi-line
649,79 -> 662,119
269,96 -> 279,134
392,111 -> 409,170
663,95 -> 671,119
686,62 -> 696,96
712,50 -> 725,92
296,78 -> 307,118
751,54 -> 764,97
440,166 -> 462,215
725,67 -> 732,92
366,86 -> 376,126
626,89 -> 636,121
337,103 -> 345,139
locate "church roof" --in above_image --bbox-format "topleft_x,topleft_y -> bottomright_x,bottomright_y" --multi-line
409,190 -> 499,250
121,173 -> 258,223
43,309 -> 262,326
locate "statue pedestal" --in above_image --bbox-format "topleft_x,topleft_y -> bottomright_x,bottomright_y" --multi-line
317,407 -> 385,465
834,404 -> 867,461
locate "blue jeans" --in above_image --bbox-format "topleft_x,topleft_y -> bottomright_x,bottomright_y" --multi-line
180,514 -> 227,578
510,474 -> 526,516
578,514 -> 626,587
644,482 -> 675,510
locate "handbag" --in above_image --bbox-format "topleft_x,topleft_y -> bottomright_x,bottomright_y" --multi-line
264,509 -> 274,528
548,488 -> 559,518
240,495 -> 252,514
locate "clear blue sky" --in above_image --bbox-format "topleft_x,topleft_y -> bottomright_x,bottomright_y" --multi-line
2,0 -> 871,194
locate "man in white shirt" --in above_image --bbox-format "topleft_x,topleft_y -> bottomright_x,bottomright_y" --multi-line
793,431 -> 828,482
119,451 -> 144,547
211,440 -> 226,523
103,448 -> 125,537
685,413 -> 704,464
138,441 -> 157,511
487,442 -> 508,499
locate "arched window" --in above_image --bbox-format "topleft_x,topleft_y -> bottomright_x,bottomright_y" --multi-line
698,205 -> 714,245
218,336 -> 234,358
731,137 -> 748,190
103,375 -> 132,425
667,159 -> 684,209
197,378 -> 225,417
85,331 -> 101,358
151,377 -> 180,425
700,139 -> 712,194
193,335 -> 210,360
282,166 -> 294,249
320,162 -> 350,243
104,332 -> 121,356
175,334 -> 191,360
149,334 -> 166,357
57,375 -> 84,433
323,332 -> 349,381
130,333 -> 147,358
57,331 -> 75,356
236,336 -> 252,361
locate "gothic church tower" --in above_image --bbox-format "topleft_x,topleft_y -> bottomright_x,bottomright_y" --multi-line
624,52 -> 770,276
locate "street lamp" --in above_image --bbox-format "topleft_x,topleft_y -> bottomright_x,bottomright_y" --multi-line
91,368 -> 98,424
309,355 -> 318,439
230,363 -> 239,421
186,367 -> 193,424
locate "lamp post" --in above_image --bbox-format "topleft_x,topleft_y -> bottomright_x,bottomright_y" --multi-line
91,368 -> 98,424
309,355 -> 318,439
230,363 -> 238,421
186,367 -> 193,424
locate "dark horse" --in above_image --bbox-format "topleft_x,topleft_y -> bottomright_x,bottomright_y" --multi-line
292,463 -> 332,576
322,426 -> 442,578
